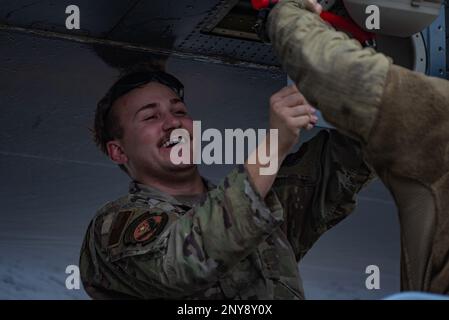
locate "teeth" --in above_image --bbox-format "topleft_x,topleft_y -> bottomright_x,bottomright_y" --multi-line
162,136 -> 185,148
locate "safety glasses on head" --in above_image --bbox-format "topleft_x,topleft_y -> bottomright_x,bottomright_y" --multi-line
109,71 -> 185,103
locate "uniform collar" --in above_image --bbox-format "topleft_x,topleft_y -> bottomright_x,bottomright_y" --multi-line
128,178 -> 215,206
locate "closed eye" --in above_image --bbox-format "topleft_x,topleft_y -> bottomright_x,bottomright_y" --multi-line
143,115 -> 156,121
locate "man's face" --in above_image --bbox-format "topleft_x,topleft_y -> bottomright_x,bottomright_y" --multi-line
108,82 -> 195,179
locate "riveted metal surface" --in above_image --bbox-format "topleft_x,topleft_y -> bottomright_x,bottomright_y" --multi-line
1,0 -> 445,72
0,0 -> 279,67
447,2 -> 449,77
423,4 -> 447,78
176,0 -> 280,66
0,0 -> 137,37
447,2 -> 449,75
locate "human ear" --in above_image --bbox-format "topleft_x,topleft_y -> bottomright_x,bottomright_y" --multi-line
106,140 -> 128,165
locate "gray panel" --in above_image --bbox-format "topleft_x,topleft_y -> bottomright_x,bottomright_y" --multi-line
446,3 -> 449,78
1,0 -> 446,74
343,0 -> 442,37
423,5 -> 447,78
300,193 -> 400,299
105,0 -> 216,47
176,0 -> 279,66
0,0 -> 137,37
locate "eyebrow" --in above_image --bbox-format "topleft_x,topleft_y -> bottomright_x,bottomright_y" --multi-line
171,98 -> 182,104
134,103 -> 158,120
133,98 -> 183,120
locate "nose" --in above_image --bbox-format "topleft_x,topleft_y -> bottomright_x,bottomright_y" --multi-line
162,112 -> 182,132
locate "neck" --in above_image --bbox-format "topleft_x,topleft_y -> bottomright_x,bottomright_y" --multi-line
135,167 -> 206,196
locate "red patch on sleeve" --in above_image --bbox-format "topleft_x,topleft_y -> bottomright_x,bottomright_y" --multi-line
125,212 -> 168,245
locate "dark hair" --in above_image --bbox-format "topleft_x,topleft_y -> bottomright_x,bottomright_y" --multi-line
92,66 -> 184,173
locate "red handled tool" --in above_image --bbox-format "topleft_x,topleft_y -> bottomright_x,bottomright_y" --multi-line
319,11 -> 376,46
251,0 -> 279,10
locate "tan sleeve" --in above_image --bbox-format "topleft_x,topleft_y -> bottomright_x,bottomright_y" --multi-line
365,65 -> 449,184
267,0 -> 449,183
267,0 -> 390,143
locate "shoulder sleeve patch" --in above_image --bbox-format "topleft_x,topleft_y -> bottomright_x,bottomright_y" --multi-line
123,211 -> 169,246
107,210 -> 134,248
106,208 -> 174,262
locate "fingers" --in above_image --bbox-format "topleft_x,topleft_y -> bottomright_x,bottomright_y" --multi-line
283,101 -> 318,123
285,104 -> 315,117
288,115 -> 314,130
269,84 -> 318,131
270,84 -> 299,103
305,0 -> 322,14
286,105 -> 317,129
272,92 -> 305,110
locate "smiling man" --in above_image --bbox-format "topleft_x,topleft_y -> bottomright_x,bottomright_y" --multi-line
79,68 -> 375,299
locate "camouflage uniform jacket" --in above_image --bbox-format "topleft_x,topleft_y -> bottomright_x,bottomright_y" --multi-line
80,130 -> 374,299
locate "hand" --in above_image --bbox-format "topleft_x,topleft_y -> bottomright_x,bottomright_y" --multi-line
269,84 -> 318,157
278,0 -> 322,14
304,0 -> 323,14
244,84 -> 317,198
